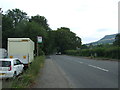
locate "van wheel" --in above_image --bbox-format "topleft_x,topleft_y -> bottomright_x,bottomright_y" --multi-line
13,72 -> 17,79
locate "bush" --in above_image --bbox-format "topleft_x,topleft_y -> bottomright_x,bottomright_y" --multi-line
104,46 -> 120,59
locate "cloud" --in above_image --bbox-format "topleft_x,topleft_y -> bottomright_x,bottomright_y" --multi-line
0,0 -> 119,44
97,28 -> 110,32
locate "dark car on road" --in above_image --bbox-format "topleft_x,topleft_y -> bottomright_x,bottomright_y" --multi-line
56,52 -> 61,55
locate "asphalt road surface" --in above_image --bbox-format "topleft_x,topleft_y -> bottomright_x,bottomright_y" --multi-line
50,55 -> 118,88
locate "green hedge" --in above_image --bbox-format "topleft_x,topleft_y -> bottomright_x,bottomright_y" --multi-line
65,46 -> 120,59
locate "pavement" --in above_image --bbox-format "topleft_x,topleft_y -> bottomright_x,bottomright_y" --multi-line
33,58 -> 74,88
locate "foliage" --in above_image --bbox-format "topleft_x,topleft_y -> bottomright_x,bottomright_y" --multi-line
11,56 -> 45,88
6,9 -> 28,27
29,15 -> 51,31
81,44 -> 88,49
113,33 -> 120,46
65,45 -> 120,60
65,50 -> 78,56
55,27 -> 81,53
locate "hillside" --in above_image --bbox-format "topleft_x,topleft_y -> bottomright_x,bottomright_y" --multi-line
86,34 -> 117,46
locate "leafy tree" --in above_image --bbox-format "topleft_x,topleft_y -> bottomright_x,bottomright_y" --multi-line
55,27 -> 81,53
6,8 -> 28,27
29,15 -> 51,31
2,14 -> 15,49
43,30 -> 56,54
113,33 -> 120,46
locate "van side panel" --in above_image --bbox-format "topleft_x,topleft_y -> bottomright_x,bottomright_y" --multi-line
8,42 -> 28,55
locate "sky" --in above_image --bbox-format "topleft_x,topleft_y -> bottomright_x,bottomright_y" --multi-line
0,0 -> 119,44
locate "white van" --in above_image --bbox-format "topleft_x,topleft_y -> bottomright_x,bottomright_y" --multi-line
8,38 -> 35,68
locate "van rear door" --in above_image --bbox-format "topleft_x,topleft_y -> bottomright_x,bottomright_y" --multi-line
9,54 -> 29,64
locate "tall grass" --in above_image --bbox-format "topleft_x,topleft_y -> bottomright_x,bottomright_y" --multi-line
11,56 -> 45,88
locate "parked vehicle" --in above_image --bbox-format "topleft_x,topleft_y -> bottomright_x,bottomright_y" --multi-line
0,48 -> 7,58
0,58 -> 24,79
8,38 -> 35,69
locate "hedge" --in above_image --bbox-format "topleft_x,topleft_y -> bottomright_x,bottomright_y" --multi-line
65,46 -> 120,60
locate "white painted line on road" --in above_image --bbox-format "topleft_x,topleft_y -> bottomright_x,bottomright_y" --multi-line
88,64 -> 109,72
78,61 -> 84,64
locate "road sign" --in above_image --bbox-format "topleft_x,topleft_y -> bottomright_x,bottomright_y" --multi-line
37,36 -> 42,43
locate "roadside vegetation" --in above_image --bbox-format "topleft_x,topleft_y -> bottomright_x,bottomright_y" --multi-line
65,45 -> 120,60
65,34 -> 120,60
11,56 -> 45,88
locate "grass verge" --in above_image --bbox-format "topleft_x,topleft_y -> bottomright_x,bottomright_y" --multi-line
11,56 -> 45,88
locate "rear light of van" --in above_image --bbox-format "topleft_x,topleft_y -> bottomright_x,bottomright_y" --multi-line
10,56 -> 13,58
23,56 -> 26,59
8,66 -> 12,71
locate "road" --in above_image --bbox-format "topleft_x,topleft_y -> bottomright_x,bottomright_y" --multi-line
50,55 -> 118,88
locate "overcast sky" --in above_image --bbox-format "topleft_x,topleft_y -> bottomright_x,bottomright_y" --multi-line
0,0 -> 119,44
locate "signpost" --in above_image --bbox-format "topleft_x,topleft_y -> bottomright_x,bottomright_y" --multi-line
37,36 -> 42,43
37,36 -> 42,56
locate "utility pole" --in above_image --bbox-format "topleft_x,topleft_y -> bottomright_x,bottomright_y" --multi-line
0,7 -> 3,90
37,42 -> 38,56
0,8 -> 3,48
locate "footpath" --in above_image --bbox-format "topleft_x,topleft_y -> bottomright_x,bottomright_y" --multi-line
33,58 -> 73,88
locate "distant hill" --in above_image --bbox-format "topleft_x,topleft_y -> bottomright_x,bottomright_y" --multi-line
86,34 -> 118,46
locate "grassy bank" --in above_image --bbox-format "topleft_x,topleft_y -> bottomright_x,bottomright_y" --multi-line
11,56 -> 45,88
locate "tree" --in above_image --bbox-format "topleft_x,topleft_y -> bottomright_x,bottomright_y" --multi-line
113,33 -> 120,46
55,27 -> 81,53
43,30 -> 57,54
6,8 -> 28,27
2,14 -> 15,49
29,15 -> 51,31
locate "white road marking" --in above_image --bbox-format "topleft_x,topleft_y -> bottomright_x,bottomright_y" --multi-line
78,62 -> 83,64
68,60 -> 109,72
88,64 -> 109,72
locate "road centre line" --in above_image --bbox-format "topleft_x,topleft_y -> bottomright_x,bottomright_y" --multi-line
78,61 -> 84,64
88,64 -> 109,72
67,59 -> 109,72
